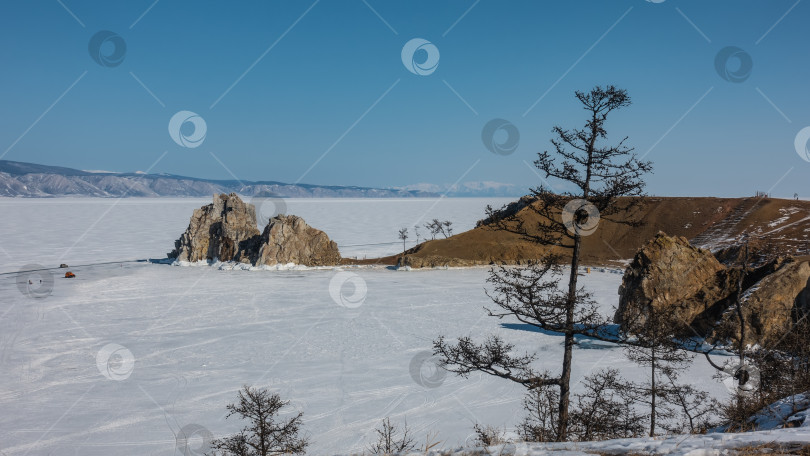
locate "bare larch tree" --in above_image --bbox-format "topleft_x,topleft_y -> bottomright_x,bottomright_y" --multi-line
622,303 -> 693,436
398,228 -> 409,255
434,85 -> 652,441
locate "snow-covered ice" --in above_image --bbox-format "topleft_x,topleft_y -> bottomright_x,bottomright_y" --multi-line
0,197 -> 803,455
0,197 -> 515,274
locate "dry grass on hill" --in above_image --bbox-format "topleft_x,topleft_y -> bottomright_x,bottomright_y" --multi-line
362,197 -> 810,268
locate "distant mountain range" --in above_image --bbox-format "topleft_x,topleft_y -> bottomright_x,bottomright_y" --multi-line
0,160 -> 441,198
397,181 -> 520,197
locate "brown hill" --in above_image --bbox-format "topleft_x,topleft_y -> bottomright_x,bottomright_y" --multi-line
392,196 -> 810,268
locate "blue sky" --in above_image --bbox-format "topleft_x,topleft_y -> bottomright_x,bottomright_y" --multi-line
0,0 -> 808,197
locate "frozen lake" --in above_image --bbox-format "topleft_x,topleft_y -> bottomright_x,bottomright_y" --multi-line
0,197 -> 515,274
0,197 -> 731,455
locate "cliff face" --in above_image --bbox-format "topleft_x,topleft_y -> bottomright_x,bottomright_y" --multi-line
169,194 -> 340,267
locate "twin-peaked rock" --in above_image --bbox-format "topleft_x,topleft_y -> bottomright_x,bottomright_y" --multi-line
168,193 -> 340,266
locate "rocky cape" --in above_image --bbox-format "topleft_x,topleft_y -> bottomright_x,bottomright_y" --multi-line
168,193 -> 341,267
615,232 -> 810,347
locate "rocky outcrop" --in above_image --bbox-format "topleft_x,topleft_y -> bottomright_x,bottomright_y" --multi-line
250,215 -> 341,266
616,231 -> 810,347
168,193 -> 261,262
398,254 -> 480,268
718,260 -> 810,346
169,194 -> 341,267
475,195 -> 535,227
614,232 -> 736,333
713,238 -> 783,268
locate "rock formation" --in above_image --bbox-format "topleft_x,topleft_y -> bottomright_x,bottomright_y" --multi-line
398,254 -> 478,268
614,232 -> 737,333
168,193 -> 261,262
250,215 -> 340,267
169,194 -> 340,267
616,231 -> 810,347
717,259 -> 810,346
475,195 -> 535,228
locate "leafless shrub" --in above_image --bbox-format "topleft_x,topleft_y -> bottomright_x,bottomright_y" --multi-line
663,380 -> 719,434
517,383 -> 560,443
470,423 -> 510,447
716,314 -> 810,431
568,368 -> 644,441
208,385 -> 308,456
367,417 -> 416,455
